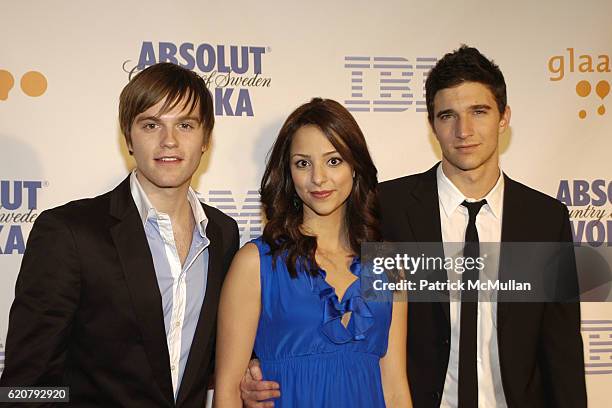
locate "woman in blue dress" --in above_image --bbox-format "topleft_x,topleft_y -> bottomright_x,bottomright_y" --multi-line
214,98 -> 411,407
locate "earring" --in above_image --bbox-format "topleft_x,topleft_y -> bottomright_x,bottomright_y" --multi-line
292,193 -> 302,209
352,170 -> 356,179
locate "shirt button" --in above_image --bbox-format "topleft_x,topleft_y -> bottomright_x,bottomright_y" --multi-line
175,321 -> 181,327
171,364 -> 176,371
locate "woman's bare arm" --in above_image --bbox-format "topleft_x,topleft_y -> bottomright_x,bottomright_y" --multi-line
380,300 -> 412,407
213,243 -> 263,407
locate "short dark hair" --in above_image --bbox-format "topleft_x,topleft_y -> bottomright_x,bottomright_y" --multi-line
260,98 -> 381,278
119,62 -> 214,146
425,45 -> 507,124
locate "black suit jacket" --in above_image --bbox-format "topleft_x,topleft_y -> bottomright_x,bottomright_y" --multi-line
379,164 -> 586,408
0,176 -> 239,407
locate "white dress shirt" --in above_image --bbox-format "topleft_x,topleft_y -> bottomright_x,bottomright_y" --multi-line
437,165 -> 508,408
130,170 -> 210,398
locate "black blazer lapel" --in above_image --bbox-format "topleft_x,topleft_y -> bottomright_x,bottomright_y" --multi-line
406,165 -> 450,323
500,175 -> 526,243
497,175 -> 526,328
406,165 -> 444,243
176,208 -> 225,406
108,177 -> 174,403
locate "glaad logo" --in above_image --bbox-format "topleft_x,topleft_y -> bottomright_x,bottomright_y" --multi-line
201,190 -> 262,244
575,79 -> 610,118
557,179 -> 612,246
0,180 -> 44,255
0,69 -> 48,101
123,42 -> 271,117
582,320 -> 612,375
547,48 -> 610,119
343,56 -> 436,113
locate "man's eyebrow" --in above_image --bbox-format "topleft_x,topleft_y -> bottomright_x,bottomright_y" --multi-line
134,115 -> 201,123
135,115 -> 161,123
175,115 -> 201,122
469,104 -> 493,111
435,104 -> 494,118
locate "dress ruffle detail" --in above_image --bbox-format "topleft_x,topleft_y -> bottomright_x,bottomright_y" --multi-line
312,258 -> 375,344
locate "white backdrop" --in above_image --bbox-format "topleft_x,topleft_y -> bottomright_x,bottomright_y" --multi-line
1,0 -> 611,405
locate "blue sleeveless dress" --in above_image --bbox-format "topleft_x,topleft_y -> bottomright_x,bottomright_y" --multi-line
251,237 -> 392,407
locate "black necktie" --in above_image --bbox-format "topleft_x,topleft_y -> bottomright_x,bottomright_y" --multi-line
458,200 -> 487,408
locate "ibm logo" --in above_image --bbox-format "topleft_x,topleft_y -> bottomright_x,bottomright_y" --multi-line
582,320 -> 612,375
343,56 -> 436,113
202,190 -> 263,245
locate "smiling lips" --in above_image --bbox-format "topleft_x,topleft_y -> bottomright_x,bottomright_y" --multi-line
310,190 -> 334,199
155,156 -> 182,163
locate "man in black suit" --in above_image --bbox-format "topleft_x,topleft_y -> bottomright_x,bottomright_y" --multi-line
379,46 -> 586,407
0,63 -> 239,407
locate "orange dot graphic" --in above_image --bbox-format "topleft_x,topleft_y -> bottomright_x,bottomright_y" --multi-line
598,105 -> 606,115
576,80 -> 591,97
20,71 -> 47,97
596,80 -> 610,100
0,69 -> 15,101
578,110 -> 587,119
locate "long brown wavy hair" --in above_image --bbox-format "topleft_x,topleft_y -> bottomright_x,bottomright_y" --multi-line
260,98 -> 381,278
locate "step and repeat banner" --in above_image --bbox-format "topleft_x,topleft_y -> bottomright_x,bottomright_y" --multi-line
1,0 -> 610,405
